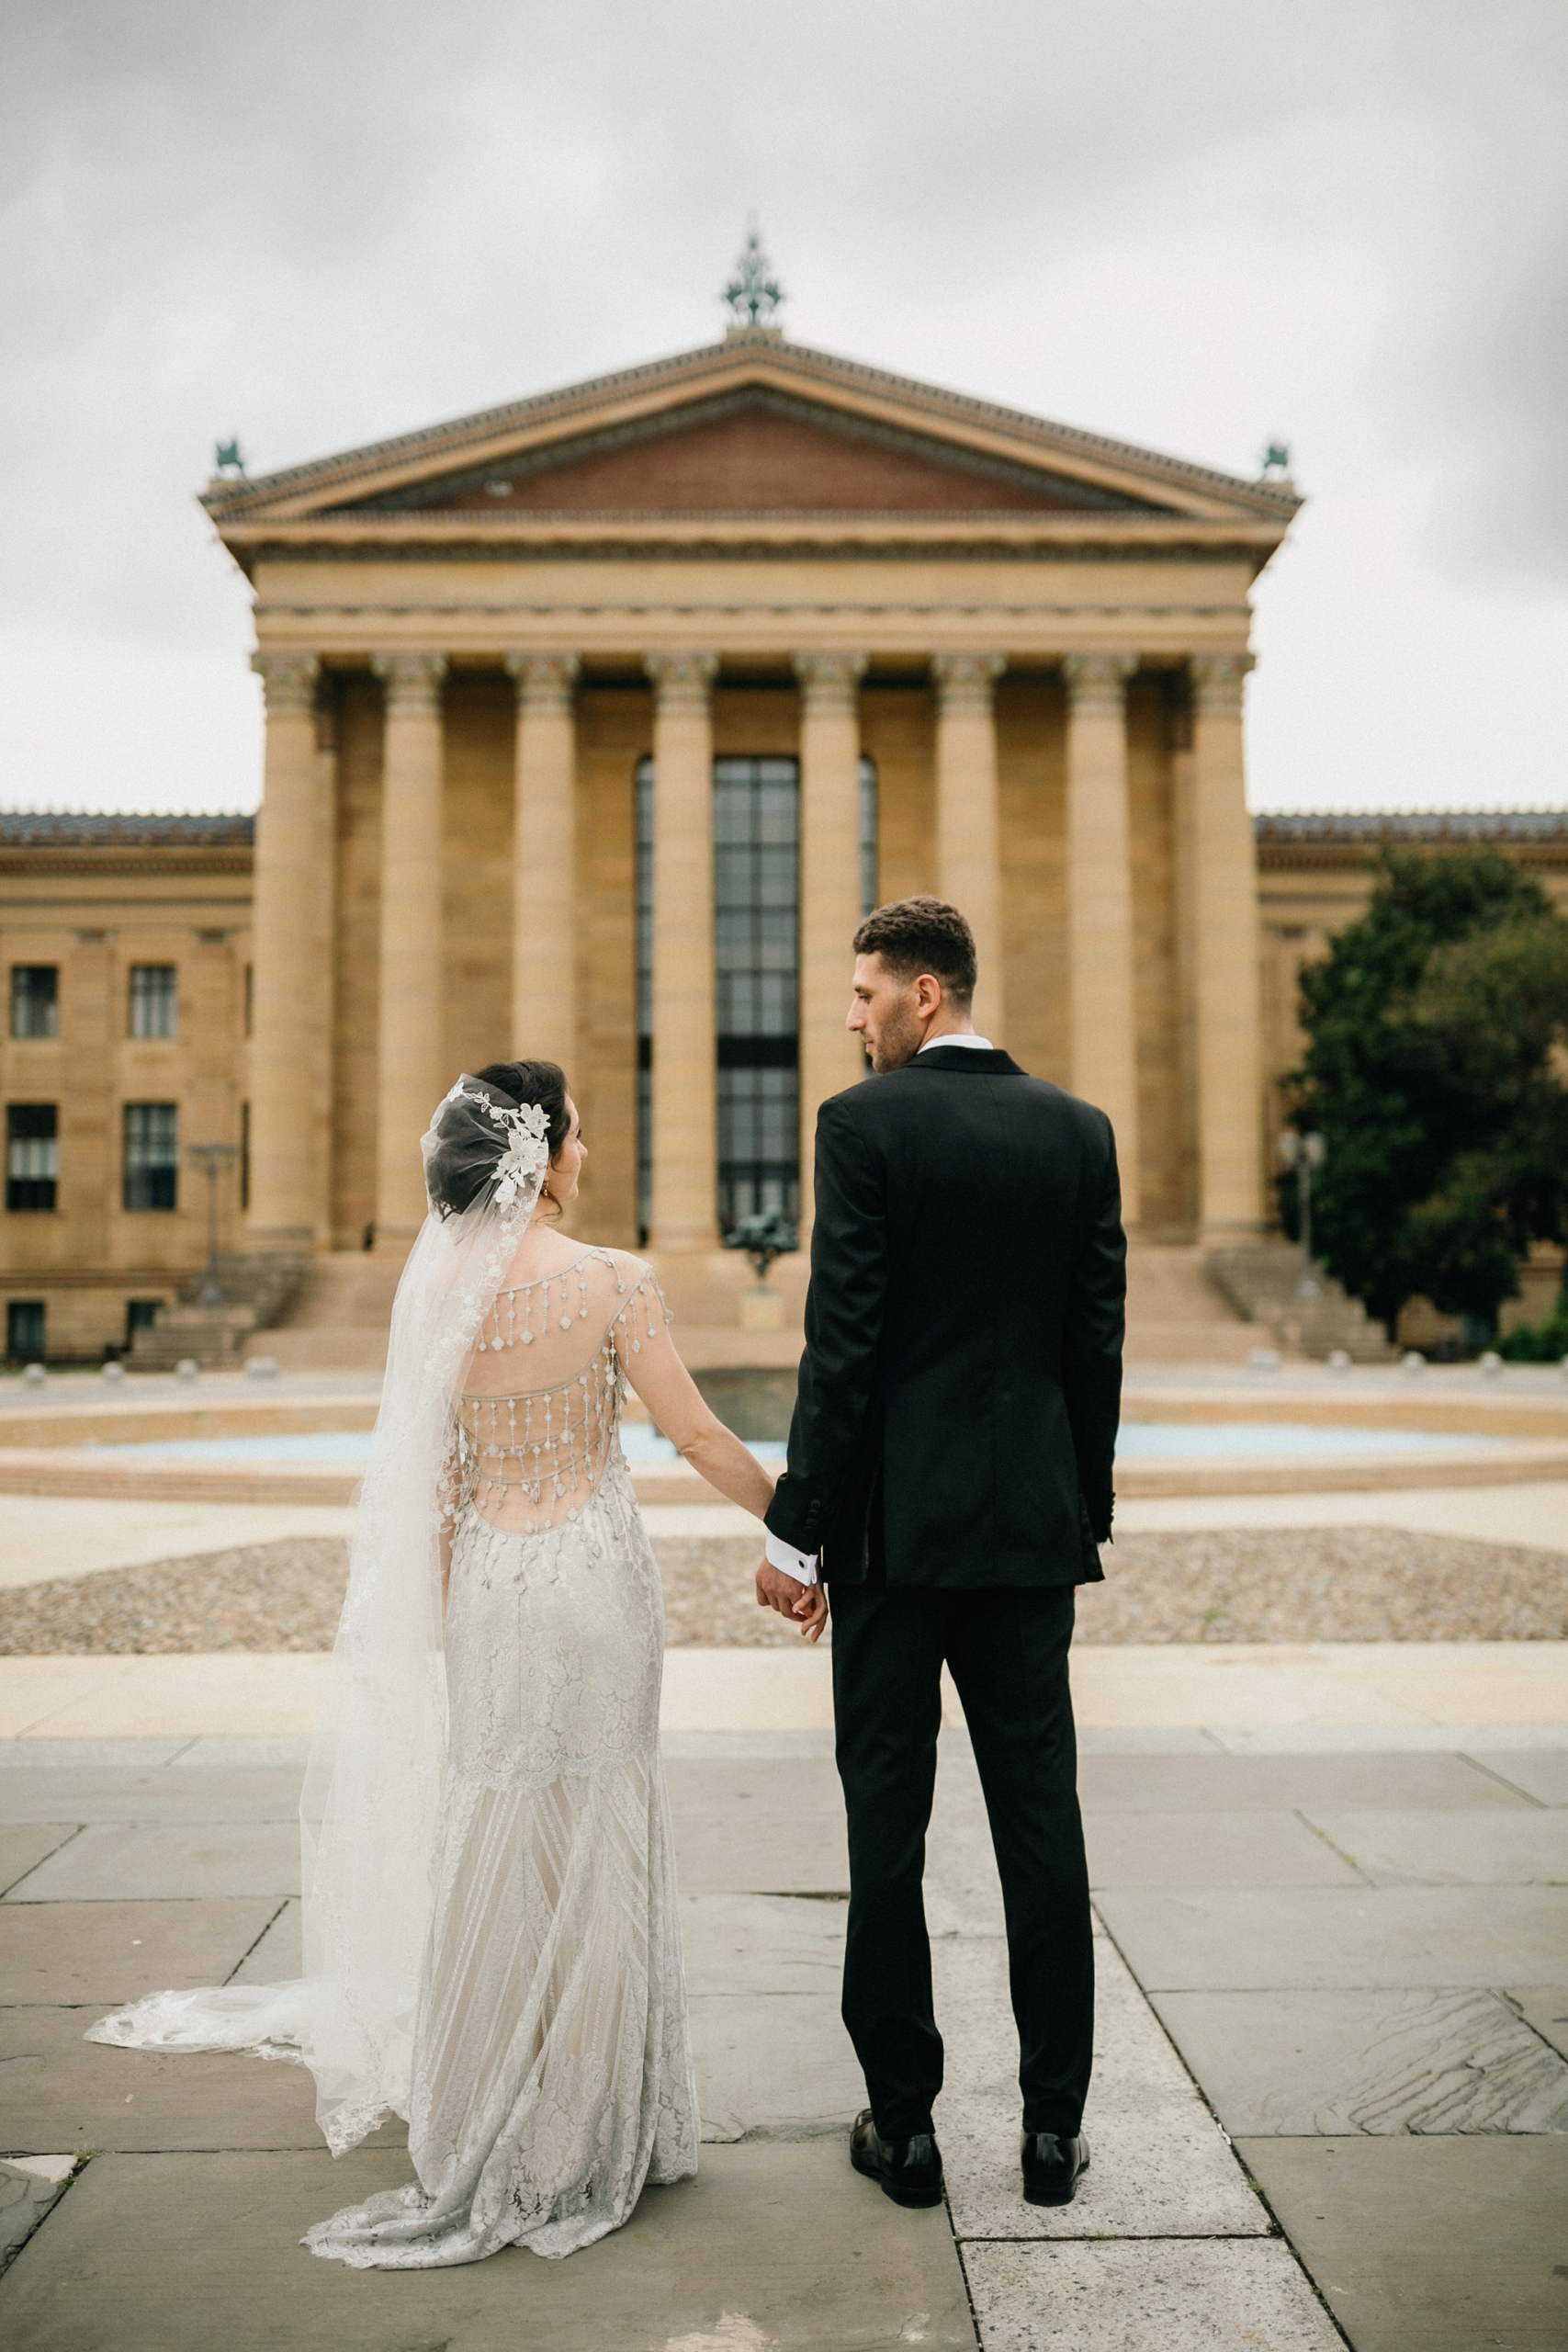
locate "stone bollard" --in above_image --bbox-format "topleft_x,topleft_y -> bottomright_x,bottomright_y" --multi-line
1400,1351 -> 1425,1375
102,1360 -> 125,1383
1479,1351 -> 1503,1378
22,1362 -> 45,1387
1326,1350 -> 1351,1375
1247,1347 -> 1280,1372
175,1359 -> 200,1381
245,1356 -> 279,1380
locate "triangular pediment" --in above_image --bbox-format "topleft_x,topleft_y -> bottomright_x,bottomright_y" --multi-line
204,333 -> 1300,535
329,390 -> 1162,518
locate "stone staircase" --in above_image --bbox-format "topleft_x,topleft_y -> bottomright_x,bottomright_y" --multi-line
1204,1244 -> 1396,1363
128,1251 -> 308,1371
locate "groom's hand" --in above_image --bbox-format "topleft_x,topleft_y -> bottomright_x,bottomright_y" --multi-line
755,1561 -> 829,1643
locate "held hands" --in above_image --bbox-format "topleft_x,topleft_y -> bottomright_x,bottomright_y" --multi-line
755,1561 -> 829,1643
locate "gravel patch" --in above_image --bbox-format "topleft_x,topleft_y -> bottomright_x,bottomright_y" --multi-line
2,1527 -> 1565,1655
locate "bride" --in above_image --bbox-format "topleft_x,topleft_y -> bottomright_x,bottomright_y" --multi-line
88,1060 -> 823,2267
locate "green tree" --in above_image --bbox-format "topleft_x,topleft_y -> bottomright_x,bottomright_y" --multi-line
1282,852 -> 1568,1334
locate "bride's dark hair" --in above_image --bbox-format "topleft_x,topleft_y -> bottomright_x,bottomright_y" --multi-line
425,1059 -> 570,1219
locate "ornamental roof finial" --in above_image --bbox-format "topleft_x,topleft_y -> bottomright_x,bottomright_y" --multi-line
723,215 -> 784,338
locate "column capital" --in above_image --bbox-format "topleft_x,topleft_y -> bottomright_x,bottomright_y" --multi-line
251,652 -> 320,714
504,651 -> 580,712
1190,652 -> 1256,713
1062,653 -> 1137,711
644,652 -> 719,707
793,651 -> 867,712
371,651 -> 448,714
931,653 -> 1005,710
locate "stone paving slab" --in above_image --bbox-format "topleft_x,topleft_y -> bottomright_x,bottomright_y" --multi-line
1076,1750 -> 1535,1814
1469,1747 -> 1568,1806
960,2238 -> 1341,2352
1085,1811 -> 1364,1889
0,2005 -> 334,2154
5,1820 -> 301,1904
1096,1883 -> 1568,1990
933,1935 -> 1266,2242
690,1992 -> 863,2143
0,1766 -> 305,1826
680,1893 -> 846,1998
663,1758 -> 850,1894
0,1826 -> 79,1897
1236,2134 -> 1568,2352
229,1896 -> 300,1984
0,1739 -> 193,1770
1508,1984 -> 1568,2062
1304,1806 -> 1568,1885
0,1897 -> 279,2005
1150,1986 -> 1568,2134
0,2142 -> 977,2351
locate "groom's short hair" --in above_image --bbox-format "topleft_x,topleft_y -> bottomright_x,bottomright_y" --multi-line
853,897 -> 976,1006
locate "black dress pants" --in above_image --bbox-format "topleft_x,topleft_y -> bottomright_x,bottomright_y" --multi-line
829,1581 -> 1093,2143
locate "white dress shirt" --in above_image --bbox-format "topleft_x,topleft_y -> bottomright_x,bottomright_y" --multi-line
763,1034 -> 994,1588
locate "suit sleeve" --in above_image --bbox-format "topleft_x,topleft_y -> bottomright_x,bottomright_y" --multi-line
763,1095 -> 888,1556
1063,1121 -> 1126,1542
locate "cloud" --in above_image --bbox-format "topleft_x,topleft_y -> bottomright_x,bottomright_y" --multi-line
0,0 -> 1564,810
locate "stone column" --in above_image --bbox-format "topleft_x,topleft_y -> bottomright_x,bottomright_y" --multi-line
247,652 -> 321,1248
795,651 -> 867,1238
931,654 -> 1006,1039
505,653 -> 580,1073
371,651 -> 447,1250
1190,654 -> 1264,1240
1063,654 -> 1141,1226
645,654 -> 720,1252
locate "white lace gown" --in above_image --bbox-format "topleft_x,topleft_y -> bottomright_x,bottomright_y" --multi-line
305,1250 -> 699,2267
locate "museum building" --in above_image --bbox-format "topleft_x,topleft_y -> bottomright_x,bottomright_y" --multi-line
4,320 -> 1566,1360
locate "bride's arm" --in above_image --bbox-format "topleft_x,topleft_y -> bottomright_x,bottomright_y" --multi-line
620,1312 -> 776,1521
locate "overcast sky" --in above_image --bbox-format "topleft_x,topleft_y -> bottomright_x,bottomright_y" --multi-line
1,0 -> 1563,816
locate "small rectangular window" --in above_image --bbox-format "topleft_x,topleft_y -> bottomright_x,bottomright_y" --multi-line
6,1301 -> 45,1361
130,965 -> 178,1040
10,967 -> 59,1040
124,1102 -> 178,1211
6,1104 -> 58,1212
126,1299 -> 162,1347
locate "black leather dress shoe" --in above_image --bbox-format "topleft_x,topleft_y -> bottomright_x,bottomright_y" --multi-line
1021,2130 -> 1089,2207
850,2109 -> 944,2208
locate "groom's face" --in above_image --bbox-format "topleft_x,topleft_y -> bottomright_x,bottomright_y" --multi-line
848,953 -> 927,1073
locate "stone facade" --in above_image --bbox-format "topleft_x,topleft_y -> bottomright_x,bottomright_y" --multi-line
6,334 -> 1562,1357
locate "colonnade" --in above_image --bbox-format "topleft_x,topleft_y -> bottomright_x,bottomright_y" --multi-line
247,649 -> 1264,1261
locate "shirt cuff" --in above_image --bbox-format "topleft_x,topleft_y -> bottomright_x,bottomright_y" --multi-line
764,1530 -> 819,1587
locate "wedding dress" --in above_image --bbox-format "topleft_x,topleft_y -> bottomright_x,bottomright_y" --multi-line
87,1078 -> 699,2267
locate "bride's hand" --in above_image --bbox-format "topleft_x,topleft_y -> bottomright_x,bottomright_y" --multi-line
755,1562 -> 828,1643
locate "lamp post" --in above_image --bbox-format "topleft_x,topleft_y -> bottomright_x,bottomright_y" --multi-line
187,1142 -> 239,1308
1277,1130 -> 1327,1301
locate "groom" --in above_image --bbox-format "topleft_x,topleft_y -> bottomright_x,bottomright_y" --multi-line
757,895 -> 1125,2211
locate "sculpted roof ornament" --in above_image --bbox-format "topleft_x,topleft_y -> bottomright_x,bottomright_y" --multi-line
723,220 -> 784,337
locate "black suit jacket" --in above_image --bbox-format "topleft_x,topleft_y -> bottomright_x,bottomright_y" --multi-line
764,1046 -> 1125,1589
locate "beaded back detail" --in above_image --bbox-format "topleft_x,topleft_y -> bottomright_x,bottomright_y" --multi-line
453,1248 -> 669,1535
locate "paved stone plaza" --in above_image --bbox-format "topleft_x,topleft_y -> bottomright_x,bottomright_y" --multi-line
2,1711 -> 1566,2349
